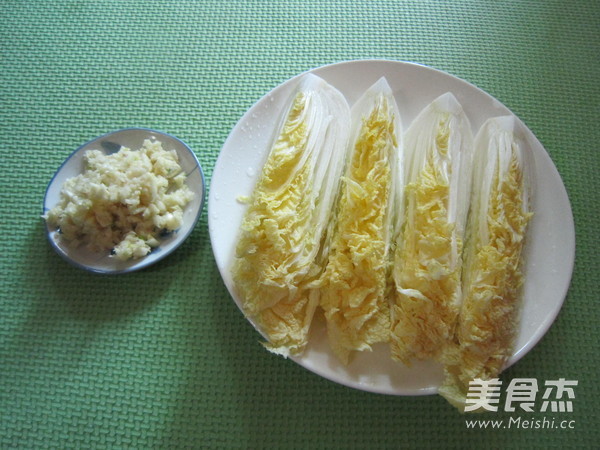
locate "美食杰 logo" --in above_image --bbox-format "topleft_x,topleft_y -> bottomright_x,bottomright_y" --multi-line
465,377 -> 578,413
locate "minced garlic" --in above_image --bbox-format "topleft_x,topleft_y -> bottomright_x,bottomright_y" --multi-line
45,139 -> 194,260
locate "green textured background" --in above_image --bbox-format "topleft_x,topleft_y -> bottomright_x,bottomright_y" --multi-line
1,0 -> 598,448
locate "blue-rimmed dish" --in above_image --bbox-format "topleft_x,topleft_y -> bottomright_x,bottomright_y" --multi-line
43,128 -> 205,274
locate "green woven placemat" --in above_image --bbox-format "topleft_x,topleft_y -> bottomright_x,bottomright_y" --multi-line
1,0 -> 598,448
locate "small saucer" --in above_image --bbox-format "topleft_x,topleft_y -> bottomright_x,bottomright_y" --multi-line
43,128 -> 205,274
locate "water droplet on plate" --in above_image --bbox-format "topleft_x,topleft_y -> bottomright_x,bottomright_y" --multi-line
246,167 -> 256,177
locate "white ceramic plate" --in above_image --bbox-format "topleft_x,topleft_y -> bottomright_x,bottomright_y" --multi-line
44,128 -> 205,274
208,60 -> 575,395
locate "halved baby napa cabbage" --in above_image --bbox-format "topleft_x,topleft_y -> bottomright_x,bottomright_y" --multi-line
391,92 -> 474,365
320,77 -> 403,364
231,74 -> 351,357
439,115 -> 533,411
